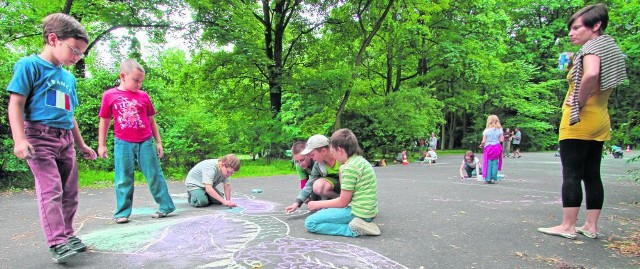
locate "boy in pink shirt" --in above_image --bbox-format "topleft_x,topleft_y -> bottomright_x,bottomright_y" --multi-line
98,59 -> 175,224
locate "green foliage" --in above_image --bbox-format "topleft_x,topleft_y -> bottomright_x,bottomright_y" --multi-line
233,159 -> 297,178
342,87 -> 444,157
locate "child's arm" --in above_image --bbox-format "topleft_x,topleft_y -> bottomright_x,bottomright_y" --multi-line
223,182 -> 233,203
148,115 -> 164,158
459,162 -> 466,178
98,117 -> 111,158
307,190 -> 352,211
7,93 -> 33,159
205,184 -> 236,207
285,177 -> 316,213
71,117 -> 97,160
479,134 -> 487,148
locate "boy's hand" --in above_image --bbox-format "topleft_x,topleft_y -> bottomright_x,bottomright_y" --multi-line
223,200 -> 237,208
98,145 -> 108,158
156,144 -> 164,159
13,140 -> 34,159
78,145 -> 97,160
307,201 -> 320,211
285,203 -> 299,214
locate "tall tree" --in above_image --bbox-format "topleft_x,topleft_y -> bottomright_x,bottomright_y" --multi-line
333,0 -> 394,131
187,0 -> 331,117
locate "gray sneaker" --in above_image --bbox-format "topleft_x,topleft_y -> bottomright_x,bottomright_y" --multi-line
349,217 -> 381,236
49,244 -> 78,263
67,236 -> 88,252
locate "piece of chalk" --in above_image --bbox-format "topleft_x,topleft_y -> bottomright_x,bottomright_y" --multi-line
252,189 -> 263,193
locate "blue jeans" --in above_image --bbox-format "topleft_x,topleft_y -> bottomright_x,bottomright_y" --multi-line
486,159 -> 498,181
114,138 -> 175,218
304,207 -> 374,237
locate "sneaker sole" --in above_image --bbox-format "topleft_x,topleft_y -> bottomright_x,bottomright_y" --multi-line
52,250 -> 78,264
70,245 -> 88,252
350,218 -> 381,236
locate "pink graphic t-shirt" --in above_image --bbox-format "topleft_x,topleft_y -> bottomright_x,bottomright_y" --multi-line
99,87 -> 156,143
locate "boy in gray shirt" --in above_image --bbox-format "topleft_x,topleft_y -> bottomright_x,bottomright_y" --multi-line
185,154 -> 240,208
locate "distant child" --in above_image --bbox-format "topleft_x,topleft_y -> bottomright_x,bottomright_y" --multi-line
428,132 -> 438,149
185,154 -> 240,208
291,141 -> 315,189
304,128 -> 380,237
479,115 -> 504,184
98,59 -> 175,224
395,151 -> 404,164
512,127 -> 522,158
6,13 -> 96,263
421,147 -> 438,165
459,151 -> 482,179
285,134 -> 341,214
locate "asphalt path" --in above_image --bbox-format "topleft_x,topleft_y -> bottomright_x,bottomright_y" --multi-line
1,151 -> 639,268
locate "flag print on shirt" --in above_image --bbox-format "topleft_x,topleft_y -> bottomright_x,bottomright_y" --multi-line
45,89 -> 71,111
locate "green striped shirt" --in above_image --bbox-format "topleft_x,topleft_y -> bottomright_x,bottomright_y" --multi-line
341,155 -> 378,218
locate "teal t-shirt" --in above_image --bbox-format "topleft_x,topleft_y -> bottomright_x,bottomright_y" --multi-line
6,55 -> 79,129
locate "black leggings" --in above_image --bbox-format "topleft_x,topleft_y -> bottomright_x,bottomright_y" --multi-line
559,139 -> 604,209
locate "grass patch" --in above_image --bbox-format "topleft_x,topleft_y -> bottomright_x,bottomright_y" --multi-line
78,169 -> 150,189
234,159 -> 297,178
76,158 -> 297,189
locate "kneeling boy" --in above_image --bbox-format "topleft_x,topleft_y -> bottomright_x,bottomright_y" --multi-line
185,154 -> 240,208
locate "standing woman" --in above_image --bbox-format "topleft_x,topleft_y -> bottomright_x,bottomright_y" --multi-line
538,3 -> 627,240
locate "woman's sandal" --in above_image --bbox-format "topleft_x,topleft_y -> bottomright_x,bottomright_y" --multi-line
151,211 -> 169,219
576,227 -> 598,239
115,217 -> 129,224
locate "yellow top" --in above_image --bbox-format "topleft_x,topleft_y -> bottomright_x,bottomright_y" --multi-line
559,70 -> 612,141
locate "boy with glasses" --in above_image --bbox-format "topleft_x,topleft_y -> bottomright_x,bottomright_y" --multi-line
185,154 -> 240,208
285,134 -> 341,214
7,13 -> 96,263
291,141 -> 315,189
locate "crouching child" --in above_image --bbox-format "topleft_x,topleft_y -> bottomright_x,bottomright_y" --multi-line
305,128 -> 381,237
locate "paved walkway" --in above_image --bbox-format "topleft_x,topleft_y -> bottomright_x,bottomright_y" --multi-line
1,151 -> 639,268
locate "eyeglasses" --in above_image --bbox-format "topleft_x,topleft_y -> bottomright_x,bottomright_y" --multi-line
60,40 -> 85,59
293,156 -> 308,164
223,165 -> 236,176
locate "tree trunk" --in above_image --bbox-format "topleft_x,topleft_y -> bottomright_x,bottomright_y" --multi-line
447,112 -> 456,149
334,0 -> 394,131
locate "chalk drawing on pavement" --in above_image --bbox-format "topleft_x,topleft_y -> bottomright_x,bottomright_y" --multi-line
81,195 -> 406,268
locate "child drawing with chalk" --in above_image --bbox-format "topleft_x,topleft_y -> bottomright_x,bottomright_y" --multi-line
185,154 -> 240,208
285,134 -> 341,214
304,128 -> 381,237
291,140 -> 315,189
